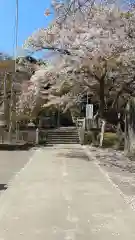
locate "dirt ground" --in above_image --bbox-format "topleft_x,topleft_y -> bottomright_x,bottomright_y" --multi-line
0,150 -> 33,191
87,146 -> 135,209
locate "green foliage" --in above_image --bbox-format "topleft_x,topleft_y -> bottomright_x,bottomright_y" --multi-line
84,131 -> 122,148
84,131 -> 92,145
39,132 -> 47,145
120,11 -> 133,19
102,132 -> 119,148
84,130 -> 100,145
38,139 -> 47,145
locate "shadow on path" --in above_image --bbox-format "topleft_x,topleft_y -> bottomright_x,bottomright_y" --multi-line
57,149 -> 89,161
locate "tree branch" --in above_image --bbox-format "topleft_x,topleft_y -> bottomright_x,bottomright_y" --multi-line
112,76 -> 135,108
35,46 -> 72,55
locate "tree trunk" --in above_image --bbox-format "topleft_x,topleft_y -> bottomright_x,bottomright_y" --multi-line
99,77 -> 105,118
100,119 -> 106,147
99,77 -> 105,147
124,97 -> 135,156
116,121 -> 124,150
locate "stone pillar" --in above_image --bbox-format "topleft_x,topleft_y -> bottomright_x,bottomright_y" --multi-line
36,128 -> 39,145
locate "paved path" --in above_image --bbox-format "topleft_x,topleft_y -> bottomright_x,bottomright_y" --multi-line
0,145 -> 135,239
0,150 -> 33,191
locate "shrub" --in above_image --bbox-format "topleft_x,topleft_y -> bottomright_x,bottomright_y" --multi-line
102,132 -> 119,148
84,130 -> 100,145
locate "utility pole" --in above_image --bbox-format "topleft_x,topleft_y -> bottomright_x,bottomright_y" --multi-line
8,75 -> 14,142
3,73 -> 7,127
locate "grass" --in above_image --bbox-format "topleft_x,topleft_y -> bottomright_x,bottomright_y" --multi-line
84,131 -> 123,149
103,132 -> 119,148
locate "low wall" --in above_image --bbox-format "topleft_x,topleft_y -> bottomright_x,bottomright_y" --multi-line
0,129 -> 47,144
20,130 -> 47,143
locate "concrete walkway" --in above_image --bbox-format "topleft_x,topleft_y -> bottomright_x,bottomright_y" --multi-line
0,150 -> 33,188
0,145 -> 135,239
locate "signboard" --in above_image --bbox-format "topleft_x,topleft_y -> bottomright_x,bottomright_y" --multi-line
86,104 -> 93,119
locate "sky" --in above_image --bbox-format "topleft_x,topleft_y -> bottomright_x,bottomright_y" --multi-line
0,0 -> 135,58
0,0 -> 53,57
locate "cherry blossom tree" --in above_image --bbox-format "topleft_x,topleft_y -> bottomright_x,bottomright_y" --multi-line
22,2 -> 135,152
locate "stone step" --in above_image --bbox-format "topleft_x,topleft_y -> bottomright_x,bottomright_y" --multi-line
46,128 -> 77,133
47,132 -> 78,135
47,137 -> 79,140
47,137 -> 79,143
47,138 -> 79,141
47,135 -> 79,138
47,133 -> 79,137
47,140 -> 79,143
47,131 -> 78,134
47,135 -> 79,137
46,127 -> 79,144
46,140 -> 79,144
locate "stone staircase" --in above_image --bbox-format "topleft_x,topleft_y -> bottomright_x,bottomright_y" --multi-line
46,127 -> 80,144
